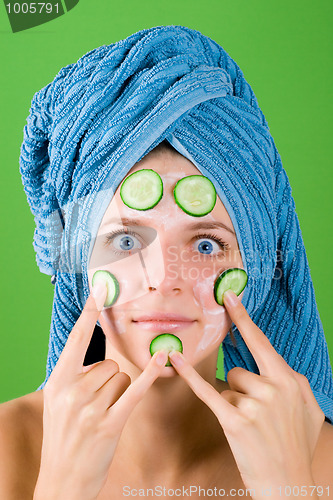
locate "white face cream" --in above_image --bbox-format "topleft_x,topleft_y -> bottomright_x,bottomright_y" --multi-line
192,272 -> 228,355
196,323 -> 225,351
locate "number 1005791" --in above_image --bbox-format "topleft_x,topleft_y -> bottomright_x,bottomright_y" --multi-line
6,3 -> 60,14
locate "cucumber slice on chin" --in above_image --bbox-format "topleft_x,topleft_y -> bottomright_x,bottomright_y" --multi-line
173,175 -> 216,217
92,270 -> 120,307
149,333 -> 183,366
214,268 -> 248,306
120,169 -> 163,210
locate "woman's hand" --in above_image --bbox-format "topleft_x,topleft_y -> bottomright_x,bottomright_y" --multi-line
169,290 -> 325,498
34,283 -> 168,500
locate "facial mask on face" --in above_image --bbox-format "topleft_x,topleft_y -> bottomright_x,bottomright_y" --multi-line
195,322 -> 226,353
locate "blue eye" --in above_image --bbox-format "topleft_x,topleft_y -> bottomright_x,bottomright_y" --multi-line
118,235 -> 135,250
193,233 -> 229,257
194,238 -> 220,255
105,230 -> 142,254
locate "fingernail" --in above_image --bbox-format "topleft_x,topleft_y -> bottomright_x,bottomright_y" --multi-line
155,350 -> 168,366
169,350 -> 184,367
92,282 -> 107,311
223,290 -> 239,307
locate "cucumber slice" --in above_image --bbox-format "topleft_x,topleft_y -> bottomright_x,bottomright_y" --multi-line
173,175 -> 216,217
149,333 -> 183,367
92,270 -> 120,308
214,268 -> 248,306
120,169 -> 163,210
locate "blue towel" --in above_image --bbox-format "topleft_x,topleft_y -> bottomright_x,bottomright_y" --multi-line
19,25 -> 333,422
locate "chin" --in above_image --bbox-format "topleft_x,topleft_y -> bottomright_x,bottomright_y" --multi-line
156,365 -> 179,378
135,355 -> 178,377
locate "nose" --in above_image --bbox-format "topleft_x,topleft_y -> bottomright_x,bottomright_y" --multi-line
144,241 -> 188,296
148,285 -> 181,294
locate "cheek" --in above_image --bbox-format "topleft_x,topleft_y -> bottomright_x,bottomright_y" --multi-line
194,309 -> 229,354
89,254 -> 150,307
99,307 -> 127,335
190,272 -> 231,357
89,233 -> 166,307
99,309 -> 157,372
192,272 -> 220,311
99,308 -> 139,365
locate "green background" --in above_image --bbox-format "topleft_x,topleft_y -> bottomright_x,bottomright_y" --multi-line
1,0 -> 332,402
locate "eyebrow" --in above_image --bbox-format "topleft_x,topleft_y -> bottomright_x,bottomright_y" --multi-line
102,217 -> 236,236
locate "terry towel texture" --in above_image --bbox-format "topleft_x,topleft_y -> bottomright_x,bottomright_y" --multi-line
19,25 -> 333,421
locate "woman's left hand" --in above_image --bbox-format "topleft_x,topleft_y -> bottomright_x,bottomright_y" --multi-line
168,290 -> 325,496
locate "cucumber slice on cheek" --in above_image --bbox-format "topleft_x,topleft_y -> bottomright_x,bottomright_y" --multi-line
92,270 -> 120,307
214,268 -> 248,306
149,334 -> 183,367
120,169 -> 163,210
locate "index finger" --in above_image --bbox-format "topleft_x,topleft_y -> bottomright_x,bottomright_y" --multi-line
53,282 -> 108,378
168,351 -> 236,421
223,290 -> 288,376
110,350 -> 169,423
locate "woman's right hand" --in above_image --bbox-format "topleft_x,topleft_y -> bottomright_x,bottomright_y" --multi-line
33,282 -> 168,500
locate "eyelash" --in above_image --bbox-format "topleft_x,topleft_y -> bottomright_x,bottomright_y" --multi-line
193,232 -> 230,256
103,229 -> 230,257
103,229 -> 140,255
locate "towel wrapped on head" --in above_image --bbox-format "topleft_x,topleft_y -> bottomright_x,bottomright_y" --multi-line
19,25 -> 333,421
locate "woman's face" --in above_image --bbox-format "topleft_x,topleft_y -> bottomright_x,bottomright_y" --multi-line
88,149 -> 243,376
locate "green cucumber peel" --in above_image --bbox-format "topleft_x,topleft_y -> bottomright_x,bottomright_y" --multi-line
173,175 -> 217,217
149,333 -> 183,366
120,169 -> 163,210
214,268 -> 248,306
92,270 -> 120,307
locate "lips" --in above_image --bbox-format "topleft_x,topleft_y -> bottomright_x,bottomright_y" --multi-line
133,312 -> 194,322
132,312 -> 196,333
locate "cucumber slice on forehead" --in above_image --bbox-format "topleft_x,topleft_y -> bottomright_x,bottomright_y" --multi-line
173,175 -> 216,217
92,270 -> 120,307
214,268 -> 248,306
149,334 -> 183,367
120,169 -> 163,210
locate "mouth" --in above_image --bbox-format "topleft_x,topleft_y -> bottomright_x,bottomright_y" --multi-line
132,313 -> 196,333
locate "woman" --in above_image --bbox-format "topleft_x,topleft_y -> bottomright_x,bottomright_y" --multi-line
1,25 -> 332,499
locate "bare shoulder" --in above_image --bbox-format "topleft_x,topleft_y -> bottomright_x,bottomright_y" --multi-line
0,389 -> 44,438
0,390 -> 44,499
312,420 -> 333,486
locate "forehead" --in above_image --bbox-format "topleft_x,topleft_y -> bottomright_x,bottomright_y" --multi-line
123,148 -> 202,186
99,150 -> 234,230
